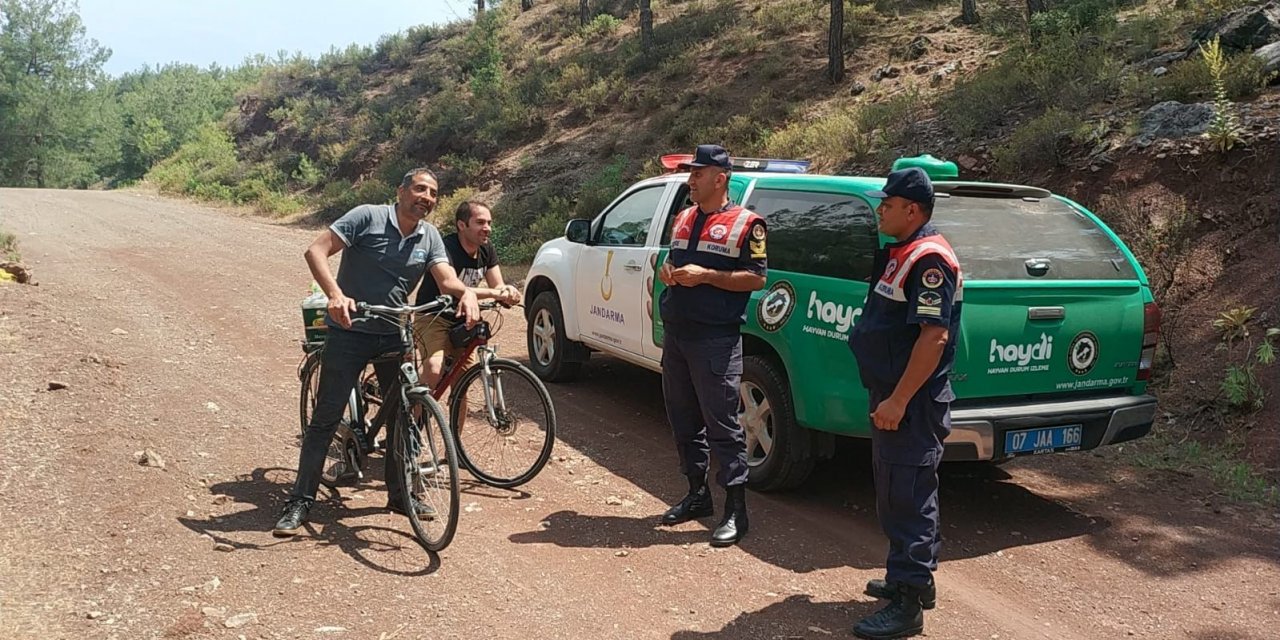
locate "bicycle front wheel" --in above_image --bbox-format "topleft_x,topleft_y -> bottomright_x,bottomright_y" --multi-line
394,393 -> 460,552
450,358 -> 556,489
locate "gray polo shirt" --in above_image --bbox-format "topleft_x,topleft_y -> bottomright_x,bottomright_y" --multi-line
328,204 -> 449,334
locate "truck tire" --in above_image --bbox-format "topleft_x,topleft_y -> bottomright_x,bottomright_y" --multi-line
526,291 -> 586,382
741,354 -> 816,491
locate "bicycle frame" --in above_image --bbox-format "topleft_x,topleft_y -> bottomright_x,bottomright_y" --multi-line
428,312 -> 510,428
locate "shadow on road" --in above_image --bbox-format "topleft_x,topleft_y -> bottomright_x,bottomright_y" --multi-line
510,511 -> 711,548
668,594 -> 873,640
176,466 -> 442,577
512,354 -> 1277,577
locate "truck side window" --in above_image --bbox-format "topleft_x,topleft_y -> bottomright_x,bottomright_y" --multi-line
594,186 -> 666,247
659,184 -> 692,246
744,189 -> 878,282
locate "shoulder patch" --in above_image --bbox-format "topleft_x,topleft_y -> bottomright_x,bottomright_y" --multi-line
918,291 -> 942,307
748,223 -> 767,258
921,267 -> 944,289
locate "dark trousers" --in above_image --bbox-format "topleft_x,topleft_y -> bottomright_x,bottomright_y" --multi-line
868,389 -> 948,588
291,327 -> 405,502
661,331 -> 748,488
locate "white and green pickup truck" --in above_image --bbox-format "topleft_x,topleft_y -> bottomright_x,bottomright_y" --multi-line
522,155 -> 1161,490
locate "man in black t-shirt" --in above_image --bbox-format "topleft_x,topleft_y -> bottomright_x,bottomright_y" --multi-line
414,201 -> 521,390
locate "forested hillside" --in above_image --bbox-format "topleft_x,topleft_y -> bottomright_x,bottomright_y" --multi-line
2,0 -> 1278,497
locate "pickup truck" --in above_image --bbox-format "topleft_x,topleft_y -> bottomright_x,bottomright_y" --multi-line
522,155 -> 1160,490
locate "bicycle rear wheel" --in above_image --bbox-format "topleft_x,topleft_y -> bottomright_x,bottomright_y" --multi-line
394,393 -> 460,552
450,358 -> 556,489
298,350 -> 322,437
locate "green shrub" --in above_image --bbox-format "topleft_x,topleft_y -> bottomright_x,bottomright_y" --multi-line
1212,305 -> 1278,412
580,14 -> 624,40
1029,0 -> 1118,39
256,189 -> 306,216
845,3 -> 880,44
1158,50 -> 1275,103
657,50 -> 697,81
323,180 -> 396,219
757,0 -> 822,38
1022,34 -> 1124,111
146,123 -> 240,194
858,88 -> 926,149
512,56 -> 558,107
763,102 -> 871,169
439,154 -> 485,186
718,23 -> 766,57
1,229 -> 19,261
292,154 -> 324,190
188,181 -> 236,203
1177,0 -> 1256,24
435,186 -> 481,230
502,200 -> 576,264
715,114 -> 770,153
943,28 -> 1125,140
569,76 -> 620,117
1114,14 -> 1175,63
993,108 -> 1084,173
575,155 -> 631,218
623,0 -> 739,76
978,2 -> 1027,39
940,62 -> 1030,138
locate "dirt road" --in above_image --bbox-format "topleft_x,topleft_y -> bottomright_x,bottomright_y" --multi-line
1,189 -> 1276,640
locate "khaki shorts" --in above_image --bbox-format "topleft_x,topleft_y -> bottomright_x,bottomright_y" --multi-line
413,316 -> 476,374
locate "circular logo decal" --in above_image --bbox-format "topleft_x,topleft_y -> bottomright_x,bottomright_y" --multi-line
757,281 -> 796,333
709,224 -> 729,240
884,258 -> 900,280
921,268 -> 944,289
1068,331 -> 1099,376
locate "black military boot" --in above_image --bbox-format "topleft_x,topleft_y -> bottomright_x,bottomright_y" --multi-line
864,578 -> 936,609
709,484 -> 749,547
660,474 -> 714,525
853,583 -> 925,639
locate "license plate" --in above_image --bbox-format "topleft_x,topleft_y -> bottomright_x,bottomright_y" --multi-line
1004,425 -> 1083,455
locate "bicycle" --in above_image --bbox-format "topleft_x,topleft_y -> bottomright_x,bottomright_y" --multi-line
308,296 -> 463,552
355,300 -> 557,489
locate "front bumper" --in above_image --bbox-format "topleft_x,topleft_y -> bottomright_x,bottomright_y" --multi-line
942,394 -> 1158,462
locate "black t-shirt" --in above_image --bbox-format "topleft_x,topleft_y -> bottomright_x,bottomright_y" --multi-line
414,232 -> 499,306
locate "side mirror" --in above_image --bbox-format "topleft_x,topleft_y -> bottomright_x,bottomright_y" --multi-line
565,219 -> 590,244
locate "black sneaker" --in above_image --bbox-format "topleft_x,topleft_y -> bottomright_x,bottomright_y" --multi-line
272,499 -> 312,537
386,496 -> 437,520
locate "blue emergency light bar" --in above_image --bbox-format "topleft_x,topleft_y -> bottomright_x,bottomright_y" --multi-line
659,154 -> 811,174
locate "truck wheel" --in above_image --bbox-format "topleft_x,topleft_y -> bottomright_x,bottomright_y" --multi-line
741,354 -> 816,491
527,291 -> 585,382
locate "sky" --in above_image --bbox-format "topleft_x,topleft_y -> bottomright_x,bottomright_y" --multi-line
78,0 -> 467,76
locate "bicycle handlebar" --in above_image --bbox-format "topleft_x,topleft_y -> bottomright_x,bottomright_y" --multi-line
358,295 -> 455,317
356,296 -> 517,321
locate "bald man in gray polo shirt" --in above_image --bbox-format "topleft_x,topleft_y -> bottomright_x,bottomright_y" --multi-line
274,168 -> 480,537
